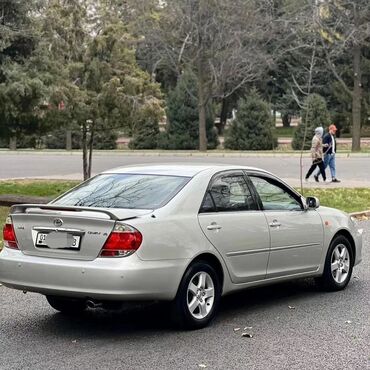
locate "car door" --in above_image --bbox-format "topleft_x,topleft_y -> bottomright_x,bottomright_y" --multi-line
247,173 -> 324,278
198,171 -> 270,284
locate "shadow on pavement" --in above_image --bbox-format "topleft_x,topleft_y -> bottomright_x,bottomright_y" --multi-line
34,278 -> 326,337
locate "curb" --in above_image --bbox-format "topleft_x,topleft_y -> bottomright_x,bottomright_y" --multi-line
1,150 -> 370,158
349,210 -> 370,220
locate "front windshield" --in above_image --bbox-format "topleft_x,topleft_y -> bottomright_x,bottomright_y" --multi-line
53,173 -> 191,209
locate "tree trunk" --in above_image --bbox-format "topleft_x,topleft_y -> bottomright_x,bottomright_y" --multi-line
351,44 -> 362,152
66,130 -> 72,151
82,123 -> 88,180
9,136 -> 17,150
218,97 -> 228,135
87,125 -> 94,179
282,113 -> 291,128
197,66 -> 207,152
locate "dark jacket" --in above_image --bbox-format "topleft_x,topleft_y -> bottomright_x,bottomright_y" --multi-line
323,133 -> 336,154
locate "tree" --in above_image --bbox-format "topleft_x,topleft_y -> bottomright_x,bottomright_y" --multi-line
0,0 -> 47,149
292,94 -> 330,150
317,0 -> 370,151
129,101 -> 163,149
135,0 -> 275,151
160,71 -> 218,150
224,90 -> 277,150
37,0 -> 163,179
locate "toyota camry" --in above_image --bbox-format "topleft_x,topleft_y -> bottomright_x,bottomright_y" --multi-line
0,164 -> 363,329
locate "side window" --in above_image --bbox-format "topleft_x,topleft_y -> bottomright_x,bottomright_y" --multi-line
200,173 -> 258,212
249,176 -> 302,211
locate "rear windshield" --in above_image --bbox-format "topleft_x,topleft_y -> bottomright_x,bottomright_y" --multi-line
53,174 -> 191,209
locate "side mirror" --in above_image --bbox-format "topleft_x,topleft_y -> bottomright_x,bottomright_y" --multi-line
306,196 -> 320,209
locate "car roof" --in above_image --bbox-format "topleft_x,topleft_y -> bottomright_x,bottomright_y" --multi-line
102,163 -> 271,177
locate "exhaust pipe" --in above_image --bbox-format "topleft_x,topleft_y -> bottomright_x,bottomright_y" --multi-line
86,300 -> 103,309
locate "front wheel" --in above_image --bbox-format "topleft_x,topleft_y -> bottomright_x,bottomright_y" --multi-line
46,295 -> 87,315
316,235 -> 354,291
171,261 -> 221,330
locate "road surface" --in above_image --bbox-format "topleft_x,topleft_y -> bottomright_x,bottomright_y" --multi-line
0,151 -> 369,188
0,221 -> 368,370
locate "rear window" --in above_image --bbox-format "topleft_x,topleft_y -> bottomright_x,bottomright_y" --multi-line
53,174 -> 191,209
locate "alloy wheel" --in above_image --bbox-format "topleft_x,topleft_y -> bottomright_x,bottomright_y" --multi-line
331,244 -> 350,284
187,271 -> 215,320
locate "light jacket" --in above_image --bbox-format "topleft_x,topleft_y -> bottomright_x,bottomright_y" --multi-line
311,135 -> 323,161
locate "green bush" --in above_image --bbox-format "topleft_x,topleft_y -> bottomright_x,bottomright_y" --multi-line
160,71 -> 218,150
129,103 -> 162,149
224,90 -> 277,150
292,94 -> 330,150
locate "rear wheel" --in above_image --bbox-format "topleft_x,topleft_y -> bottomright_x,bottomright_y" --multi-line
171,261 -> 221,330
316,235 -> 353,291
46,295 -> 87,315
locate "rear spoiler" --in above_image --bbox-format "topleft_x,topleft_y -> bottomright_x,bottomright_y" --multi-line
10,204 -> 119,221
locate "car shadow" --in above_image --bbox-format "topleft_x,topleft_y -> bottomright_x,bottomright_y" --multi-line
219,278 -> 321,317
36,278 -> 327,338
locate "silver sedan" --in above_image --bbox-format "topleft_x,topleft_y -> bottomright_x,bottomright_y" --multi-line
0,164 -> 363,329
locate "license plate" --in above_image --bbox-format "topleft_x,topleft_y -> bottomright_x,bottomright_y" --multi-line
36,232 -> 81,250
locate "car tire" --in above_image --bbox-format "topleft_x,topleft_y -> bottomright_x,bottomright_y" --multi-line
316,235 -> 354,291
171,261 -> 221,330
46,295 -> 87,315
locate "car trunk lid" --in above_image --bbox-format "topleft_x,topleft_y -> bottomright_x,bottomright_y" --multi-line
9,204 -> 151,261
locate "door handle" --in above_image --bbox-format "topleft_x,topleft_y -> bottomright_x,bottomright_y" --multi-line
269,220 -> 281,228
207,223 -> 222,231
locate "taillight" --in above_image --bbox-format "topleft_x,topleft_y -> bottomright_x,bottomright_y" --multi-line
3,216 -> 19,249
100,223 -> 142,257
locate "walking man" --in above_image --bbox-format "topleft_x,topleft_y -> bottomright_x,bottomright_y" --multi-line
314,124 -> 340,183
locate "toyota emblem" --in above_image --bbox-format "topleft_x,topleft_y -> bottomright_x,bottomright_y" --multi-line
53,218 -> 63,227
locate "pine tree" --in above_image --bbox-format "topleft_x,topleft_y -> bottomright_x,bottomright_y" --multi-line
224,90 -> 277,150
292,94 -> 331,150
129,101 -> 162,149
160,71 -> 218,150
0,0 -> 46,148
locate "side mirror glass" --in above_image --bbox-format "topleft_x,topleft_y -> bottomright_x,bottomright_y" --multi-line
306,196 -> 320,209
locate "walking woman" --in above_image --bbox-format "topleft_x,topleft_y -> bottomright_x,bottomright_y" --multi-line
305,127 -> 326,182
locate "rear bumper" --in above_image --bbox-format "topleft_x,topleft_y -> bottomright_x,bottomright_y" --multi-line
0,248 -> 189,301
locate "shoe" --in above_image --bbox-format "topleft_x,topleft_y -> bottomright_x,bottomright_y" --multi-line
332,178 -> 341,183
314,175 -> 319,182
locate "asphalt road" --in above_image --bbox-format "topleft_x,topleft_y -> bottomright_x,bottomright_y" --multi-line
0,221 -> 368,370
0,152 -> 370,188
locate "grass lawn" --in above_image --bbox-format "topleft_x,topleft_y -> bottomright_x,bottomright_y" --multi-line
0,179 -> 80,198
301,188 -> 370,213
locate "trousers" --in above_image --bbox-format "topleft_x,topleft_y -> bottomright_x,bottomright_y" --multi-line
316,153 -> 336,179
306,160 -> 326,181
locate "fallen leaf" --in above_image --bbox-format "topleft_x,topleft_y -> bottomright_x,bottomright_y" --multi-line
244,326 -> 253,330
288,306 -> 296,310
241,333 -> 253,338
198,364 -> 207,368
345,320 -> 352,324
233,327 -> 241,332
72,340 -> 77,343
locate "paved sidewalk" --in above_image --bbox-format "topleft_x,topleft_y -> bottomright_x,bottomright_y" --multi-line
1,149 -> 370,157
